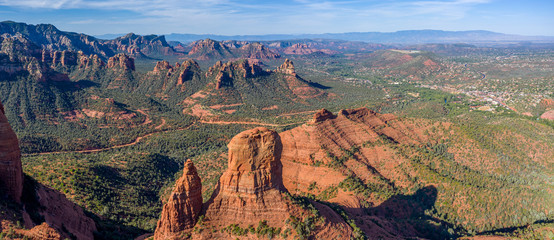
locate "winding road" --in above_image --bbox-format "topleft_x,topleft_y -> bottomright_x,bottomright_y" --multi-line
23,119 -> 303,156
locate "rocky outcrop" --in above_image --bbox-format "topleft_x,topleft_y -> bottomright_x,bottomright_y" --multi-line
276,58 -> 297,76
209,60 -> 266,89
77,53 -> 104,69
280,108 -> 420,192
177,60 -> 200,85
0,100 -> 23,202
313,108 -> 335,123
1,21 -> 186,59
154,160 -> 202,240
540,99 -> 554,110
221,127 -> 284,193
107,53 -> 135,70
540,110 -> 554,120
153,60 -> 173,73
41,50 -> 78,67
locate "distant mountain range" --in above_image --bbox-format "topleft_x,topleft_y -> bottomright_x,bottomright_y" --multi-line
97,30 -> 554,44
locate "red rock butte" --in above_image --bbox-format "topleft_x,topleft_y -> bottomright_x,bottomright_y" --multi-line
202,127 -> 288,226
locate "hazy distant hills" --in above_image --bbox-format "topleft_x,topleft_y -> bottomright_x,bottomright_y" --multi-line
155,30 -> 554,44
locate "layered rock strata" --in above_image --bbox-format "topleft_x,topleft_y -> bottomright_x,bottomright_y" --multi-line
202,127 -> 288,226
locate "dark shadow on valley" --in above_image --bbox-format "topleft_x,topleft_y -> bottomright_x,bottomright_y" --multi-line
307,81 -> 332,90
340,186 -> 459,239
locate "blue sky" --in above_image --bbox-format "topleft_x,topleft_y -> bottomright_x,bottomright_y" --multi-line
0,0 -> 552,36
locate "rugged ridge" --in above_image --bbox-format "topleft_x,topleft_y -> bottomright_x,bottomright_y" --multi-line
154,160 -> 203,240
188,38 -> 280,60
0,21 -> 180,59
179,59 -> 328,118
104,33 -> 179,57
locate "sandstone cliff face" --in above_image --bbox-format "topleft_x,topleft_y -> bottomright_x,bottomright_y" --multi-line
0,100 -> 23,203
202,127 -> 288,226
221,127 -> 284,193
142,59 -> 204,95
154,60 -> 173,73
154,160 -> 203,240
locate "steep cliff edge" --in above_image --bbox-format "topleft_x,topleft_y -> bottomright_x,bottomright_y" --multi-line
0,100 -> 97,240
0,100 -> 23,202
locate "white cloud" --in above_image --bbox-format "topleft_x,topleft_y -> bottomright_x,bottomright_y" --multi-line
0,0 -> 498,35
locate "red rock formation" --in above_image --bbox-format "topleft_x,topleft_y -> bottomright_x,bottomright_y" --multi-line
0,100 -> 23,202
313,108 -> 335,123
540,110 -> 554,120
210,60 -> 266,89
107,53 -> 135,70
201,127 -> 289,227
25,222 -> 63,240
77,53 -> 104,69
223,127 -> 284,193
154,160 -> 202,240
239,42 -> 280,59
105,33 -> 178,57
280,108 -> 421,193
156,127 -> 353,239
276,58 -> 296,76
177,60 -> 200,85
188,39 -> 233,60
